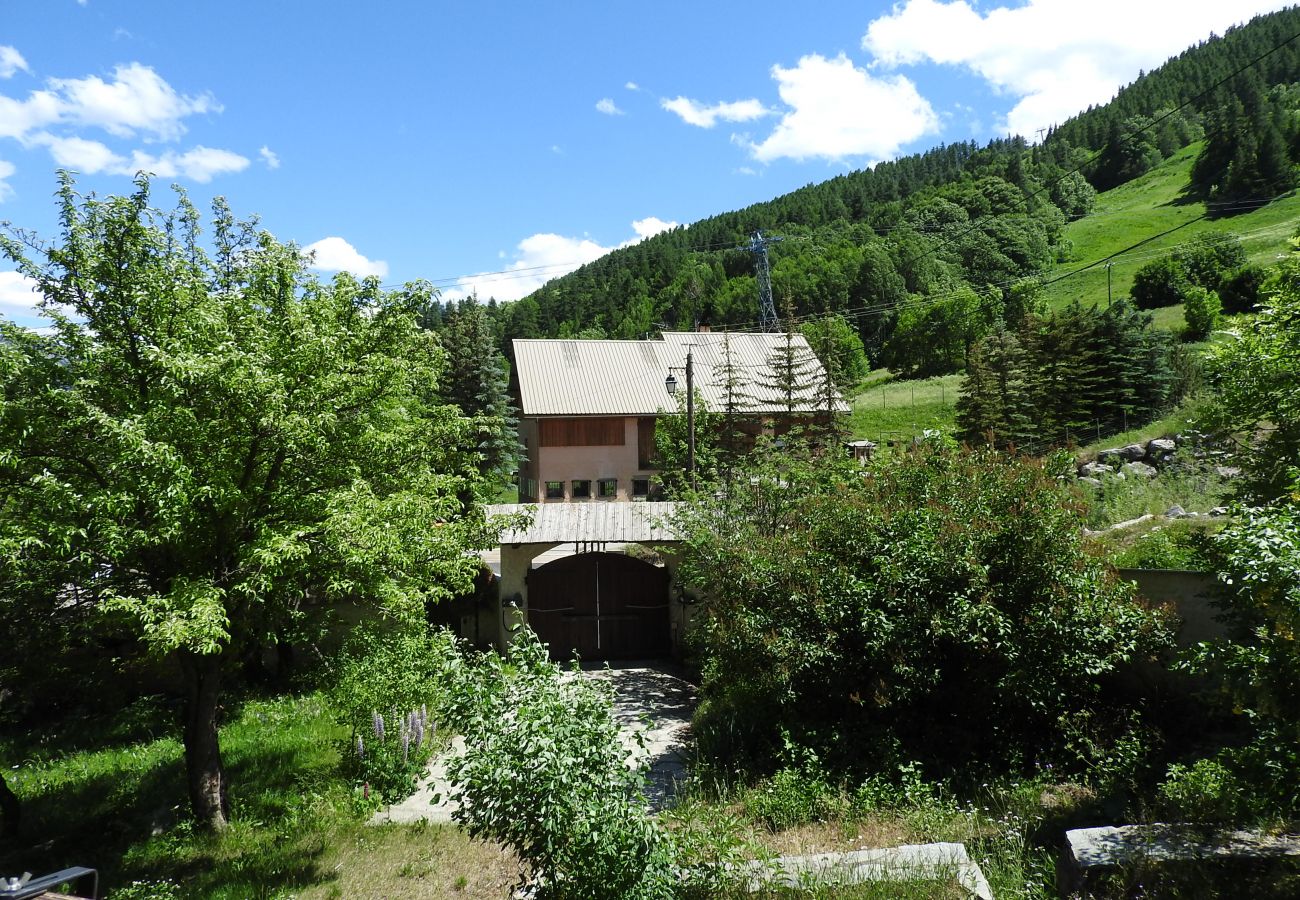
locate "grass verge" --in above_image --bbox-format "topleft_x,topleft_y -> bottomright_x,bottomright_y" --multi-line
1,692 -> 519,899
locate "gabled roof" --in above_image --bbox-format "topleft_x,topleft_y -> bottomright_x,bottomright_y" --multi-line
513,331 -> 849,417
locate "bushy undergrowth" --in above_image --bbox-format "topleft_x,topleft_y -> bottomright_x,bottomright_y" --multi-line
443,629 -> 754,899
1107,519 -> 1218,569
327,625 -> 456,802
1081,462 -> 1233,530
1166,501 -> 1300,823
675,442 -> 1172,779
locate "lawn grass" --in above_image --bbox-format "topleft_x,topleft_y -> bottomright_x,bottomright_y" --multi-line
1043,143 -> 1300,317
0,692 -> 519,899
846,369 -> 963,444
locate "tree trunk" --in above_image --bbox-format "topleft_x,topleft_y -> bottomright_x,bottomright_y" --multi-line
179,651 -> 229,831
0,770 -> 19,838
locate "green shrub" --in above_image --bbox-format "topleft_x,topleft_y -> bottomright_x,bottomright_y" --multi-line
1131,256 -> 1190,309
1111,522 -> 1214,570
1179,502 -> 1300,819
1158,758 -> 1241,823
445,630 -> 679,899
1217,265 -> 1265,314
749,767 -> 839,831
1173,233 -> 1247,291
1183,285 -> 1222,340
675,443 -> 1173,778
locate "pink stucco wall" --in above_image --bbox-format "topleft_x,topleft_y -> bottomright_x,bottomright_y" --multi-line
531,417 -> 656,503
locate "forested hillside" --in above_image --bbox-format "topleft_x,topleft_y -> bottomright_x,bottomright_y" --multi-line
457,5 -> 1300,376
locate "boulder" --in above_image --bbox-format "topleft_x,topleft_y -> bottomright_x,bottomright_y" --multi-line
1079,462 -> 1112,478
1164,505 -> 1188,519
1097,448 -> 1124,464
1119,443 -> 1148,461
1122,461 -> 1158,479
1214,466 -> 1242,479
1209,506 -> 1230,517
1145,438 -> 1177,462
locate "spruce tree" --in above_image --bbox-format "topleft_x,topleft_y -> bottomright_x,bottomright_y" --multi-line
759,308 -> 819,420
437,299 -> 522,482
711,332 -> 753,477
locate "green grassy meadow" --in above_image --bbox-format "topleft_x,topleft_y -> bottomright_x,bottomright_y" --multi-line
845,370 -> 962,444
1042,142 -> 1300,317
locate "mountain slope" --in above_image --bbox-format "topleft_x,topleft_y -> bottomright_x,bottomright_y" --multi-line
1042,141 -> 1300,315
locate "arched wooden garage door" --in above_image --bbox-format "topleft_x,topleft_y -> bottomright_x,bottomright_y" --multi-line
526,552 -> 670,660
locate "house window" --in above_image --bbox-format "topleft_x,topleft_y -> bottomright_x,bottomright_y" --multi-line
632,478 -> 650,498
544,481 -> 565,500
571,479 -> 591,499
597,478 -> 617,499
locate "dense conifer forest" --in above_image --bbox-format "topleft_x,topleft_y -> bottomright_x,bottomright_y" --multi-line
440,6 -> 1300,379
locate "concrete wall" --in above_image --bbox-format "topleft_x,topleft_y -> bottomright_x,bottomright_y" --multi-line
1118,568 -> 1226,646
534,417 -> 657,503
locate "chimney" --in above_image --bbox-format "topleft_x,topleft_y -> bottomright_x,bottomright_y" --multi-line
696,317 -> 712,333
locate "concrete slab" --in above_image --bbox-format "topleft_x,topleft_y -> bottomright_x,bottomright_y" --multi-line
581,663 -> 697,810
741,842 -> 994,899
1059,824 -> 1300,895
369,662 -> 697,825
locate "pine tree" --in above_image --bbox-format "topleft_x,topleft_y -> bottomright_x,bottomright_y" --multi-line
711,332 -> 753,477
759,307 -> 819,420
962,323 -> 1034,448
437,299 -> 522,481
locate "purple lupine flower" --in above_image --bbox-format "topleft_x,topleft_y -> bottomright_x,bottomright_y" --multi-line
355,734 -> 365,760
373,711 -> 385,742
401,728 -> 410,765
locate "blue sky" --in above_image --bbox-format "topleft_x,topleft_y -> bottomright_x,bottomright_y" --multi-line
0,0 -> 1292,326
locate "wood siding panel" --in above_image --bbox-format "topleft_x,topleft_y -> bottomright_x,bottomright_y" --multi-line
539,417 -> 626,447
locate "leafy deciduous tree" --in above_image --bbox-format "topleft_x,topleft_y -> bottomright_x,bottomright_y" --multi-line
0,176 -> 491,830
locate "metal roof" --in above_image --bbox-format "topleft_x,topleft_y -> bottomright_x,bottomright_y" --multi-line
513,331 -> 848,417
487,502 -> 680,544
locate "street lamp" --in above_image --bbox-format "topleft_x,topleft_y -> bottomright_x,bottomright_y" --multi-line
665,348 -> 695,489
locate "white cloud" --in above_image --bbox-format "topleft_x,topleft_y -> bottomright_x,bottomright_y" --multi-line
34,134 -> 121,171
748,53 -> 938,163
259,145 -> 280,169
630,216 -> 677,240
302,237 -> 389,279
126,146 -> 249,182
29,133 -> 249,181
0,60 -> 251,183
447,217 -> 678,302
0,159 -> 13,201
625,81 -> 641,92
0,47 -> 29,79
0,270 -> 40,314
46,62 -> 219,141
862,0 -> 1294,138
595,97 -> 624,116
661,96 -> 769,129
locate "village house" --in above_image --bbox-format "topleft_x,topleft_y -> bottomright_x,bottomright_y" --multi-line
512,330 -> 846,503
